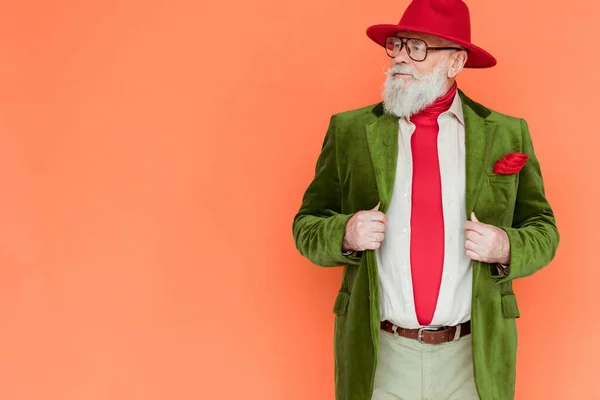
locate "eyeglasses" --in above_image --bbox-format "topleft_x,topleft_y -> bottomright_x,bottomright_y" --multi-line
385,36 -> 465,62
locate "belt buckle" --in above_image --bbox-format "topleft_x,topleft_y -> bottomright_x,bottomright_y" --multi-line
417,326 -> 441,343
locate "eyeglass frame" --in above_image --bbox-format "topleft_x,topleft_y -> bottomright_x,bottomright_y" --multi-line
385,36 -> 467,62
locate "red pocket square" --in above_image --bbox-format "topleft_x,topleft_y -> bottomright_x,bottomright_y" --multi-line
493,152 -> 529,174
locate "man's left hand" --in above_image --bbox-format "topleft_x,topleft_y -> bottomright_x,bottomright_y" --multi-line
464,212 -> 510,264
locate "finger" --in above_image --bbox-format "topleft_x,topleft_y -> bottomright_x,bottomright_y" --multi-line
370,211 -> 387,223
365,241 -> 382,250
370,232 -> 385,242
465,230 -> 481,242
464,239 -> 479,252
464,221 -> 484,235
370,220 -> 387,233
471,212 -> 479,223
372,201 -> 380,211
465,249 -> 479,260
465,231 -> 474,242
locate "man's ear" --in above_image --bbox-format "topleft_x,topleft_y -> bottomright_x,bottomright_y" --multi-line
448,51 -> 468,79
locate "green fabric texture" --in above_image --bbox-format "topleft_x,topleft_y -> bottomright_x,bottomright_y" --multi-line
292,90 -> 559,400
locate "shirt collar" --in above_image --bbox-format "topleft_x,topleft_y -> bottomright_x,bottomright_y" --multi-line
443,90 -> 464,125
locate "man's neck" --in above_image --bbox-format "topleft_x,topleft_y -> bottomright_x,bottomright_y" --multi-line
440,79 -> 456,98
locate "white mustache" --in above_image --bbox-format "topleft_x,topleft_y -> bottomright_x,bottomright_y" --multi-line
385,64 -> 418,79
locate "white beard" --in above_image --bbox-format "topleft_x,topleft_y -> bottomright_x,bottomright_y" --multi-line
382,61 -> 450,118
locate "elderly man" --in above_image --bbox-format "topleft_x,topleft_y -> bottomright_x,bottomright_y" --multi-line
292,0 -> 560,399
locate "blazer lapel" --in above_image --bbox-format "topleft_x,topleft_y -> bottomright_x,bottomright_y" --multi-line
366,112 -> 399,213
461,91 -> 496,220
459,91 -> 497,291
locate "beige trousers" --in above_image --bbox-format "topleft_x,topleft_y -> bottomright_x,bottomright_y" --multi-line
372,329 -> 480,400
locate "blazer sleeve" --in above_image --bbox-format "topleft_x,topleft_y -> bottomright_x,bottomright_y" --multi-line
292,115 -> 362,267
493,118 -> 560,283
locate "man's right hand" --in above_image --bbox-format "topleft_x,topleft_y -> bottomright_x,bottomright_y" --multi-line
342,202 -> 387,252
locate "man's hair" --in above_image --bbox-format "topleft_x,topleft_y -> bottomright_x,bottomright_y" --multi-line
439,37 -> 467,52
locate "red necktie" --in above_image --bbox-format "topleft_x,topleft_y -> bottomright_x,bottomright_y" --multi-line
410,82 -> 457,326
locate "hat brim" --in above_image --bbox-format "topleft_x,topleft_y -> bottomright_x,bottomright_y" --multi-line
366,24 -> 497,68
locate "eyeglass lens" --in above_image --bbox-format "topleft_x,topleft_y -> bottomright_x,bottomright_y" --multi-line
385,37 -> 428,61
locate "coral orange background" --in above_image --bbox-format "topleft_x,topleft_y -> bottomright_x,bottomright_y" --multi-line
0,0 -> 594,399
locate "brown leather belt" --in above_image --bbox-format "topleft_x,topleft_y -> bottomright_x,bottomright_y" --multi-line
380,320 -> 471,344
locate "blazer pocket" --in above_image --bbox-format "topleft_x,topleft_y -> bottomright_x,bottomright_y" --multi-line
501,293 -> 520,318
333,291 -> 351,316
488,173 -> 517,184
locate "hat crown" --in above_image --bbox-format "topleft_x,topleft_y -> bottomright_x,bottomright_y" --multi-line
399,0 -> 471,42
365,0 -> 496,68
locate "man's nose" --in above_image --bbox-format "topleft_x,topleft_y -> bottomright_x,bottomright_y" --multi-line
393,44 -> 412,64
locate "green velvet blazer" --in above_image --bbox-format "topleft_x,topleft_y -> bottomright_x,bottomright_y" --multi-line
292,90 -> 559,400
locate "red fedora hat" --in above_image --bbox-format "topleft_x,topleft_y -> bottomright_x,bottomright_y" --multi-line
366,0 -> 496,68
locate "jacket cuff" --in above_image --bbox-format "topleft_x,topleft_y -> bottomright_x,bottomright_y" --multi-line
489,227 -> 523,283
328,213 -> 362,266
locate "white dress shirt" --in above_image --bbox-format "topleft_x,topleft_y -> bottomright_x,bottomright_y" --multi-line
375,92 -> 472,329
